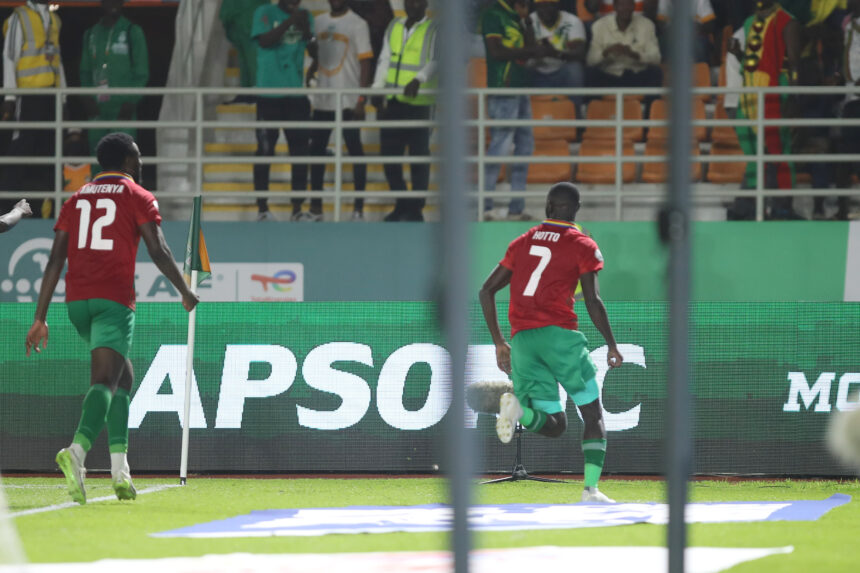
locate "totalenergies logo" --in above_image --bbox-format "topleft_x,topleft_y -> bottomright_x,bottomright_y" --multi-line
251,270 -> 297,293
0,238 -> 64,302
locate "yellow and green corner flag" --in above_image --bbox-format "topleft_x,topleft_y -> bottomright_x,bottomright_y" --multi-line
183,195 -> 211,288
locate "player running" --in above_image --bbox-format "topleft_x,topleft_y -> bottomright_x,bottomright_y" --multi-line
25,133 -> 199,505
479,182 -> 623,503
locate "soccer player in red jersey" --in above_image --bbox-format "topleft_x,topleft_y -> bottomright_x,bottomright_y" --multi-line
24,133 -> 199,505
479,182 -> 623,503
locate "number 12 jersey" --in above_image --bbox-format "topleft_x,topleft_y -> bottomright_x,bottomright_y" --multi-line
500,219 -> 604,338
55,172 -> 162,310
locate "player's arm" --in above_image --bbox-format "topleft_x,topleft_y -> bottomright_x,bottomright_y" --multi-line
25,230 -> 69,356
479,264 -> 513,374
139,222 -> 200,312
0,199 -> 32,233
580,271 -> 623,368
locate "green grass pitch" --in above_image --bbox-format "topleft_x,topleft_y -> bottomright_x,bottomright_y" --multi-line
4,477 -> 860,572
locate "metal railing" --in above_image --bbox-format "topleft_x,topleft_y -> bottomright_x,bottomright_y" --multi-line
1,85 -> 859,221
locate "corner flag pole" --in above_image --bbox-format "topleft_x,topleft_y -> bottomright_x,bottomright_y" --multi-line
179,195 -> 211,486
179,270 -> 198,486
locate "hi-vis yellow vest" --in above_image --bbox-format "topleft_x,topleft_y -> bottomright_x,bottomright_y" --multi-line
385,18 -> 436,106
2,5 -> 61,88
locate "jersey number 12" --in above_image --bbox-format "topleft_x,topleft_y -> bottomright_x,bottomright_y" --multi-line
75,198 -> 116,251
523,245 -> 551,296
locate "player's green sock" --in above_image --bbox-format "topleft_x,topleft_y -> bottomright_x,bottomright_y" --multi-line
106,388 -> 130,454
582,439 -> 607,488
72,384 -> 112,452
519,406 -> 547,432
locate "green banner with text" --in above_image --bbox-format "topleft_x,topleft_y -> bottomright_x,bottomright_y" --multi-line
1,301 -> 856,476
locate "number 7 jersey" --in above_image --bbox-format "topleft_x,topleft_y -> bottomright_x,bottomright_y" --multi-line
500,219 -> 604,338
55,172 -> 162,310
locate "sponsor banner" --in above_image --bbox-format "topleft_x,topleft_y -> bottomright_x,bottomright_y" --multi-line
0,547 -> 796,573
0,237 -> 303,302
0,221 -> 853,303
1,302 -> 858,475
153,496 -> 849,538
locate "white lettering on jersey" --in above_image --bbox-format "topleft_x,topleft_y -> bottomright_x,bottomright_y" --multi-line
532,231 -> 560,243
79,184 -> 124,195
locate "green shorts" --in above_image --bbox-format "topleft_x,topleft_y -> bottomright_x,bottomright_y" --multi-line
510,325 -> 599,414
67,299 -> 135,357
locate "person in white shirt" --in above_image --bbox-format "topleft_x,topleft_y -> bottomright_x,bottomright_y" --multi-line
1,0 -> 67,214
654,0 -> 716,63
586,0 -> 646,17
306,0 -> 374,221
530,0 -> 587,106
586,0 -> 662,91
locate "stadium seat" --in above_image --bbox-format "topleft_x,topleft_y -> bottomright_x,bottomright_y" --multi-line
694,62 -> 712,103
705,143 -> 748,184
527,139 -> 573,183
640,139 -> 702,183
575,141 -> 636,184
711,101 -> 741,146
469,58 -> 487,89
531,96 -> 578,142
582,99 -> 644,143
646,98 -> 707,143
577,0 -> 594,22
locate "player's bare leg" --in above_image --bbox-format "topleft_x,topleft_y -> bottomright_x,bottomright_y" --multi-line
107,358 -> 136,500
57,347 -> 125,504
578,398 -> 614,503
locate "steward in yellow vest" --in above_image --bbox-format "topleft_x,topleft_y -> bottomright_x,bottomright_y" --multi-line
371,0 -> 437,222
2,1 -> 61,89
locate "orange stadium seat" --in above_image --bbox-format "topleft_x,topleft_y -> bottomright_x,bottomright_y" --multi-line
640,139 -> 702,183
582,98 -> 644,143
705,143 -> 748,184
531,96 -> 578,142
646,98 -> 706,143
577,0 -> 595,22
694,62 -> 712,103
575,140 -> 636,184
711,100 -> 741,146
528,139 -> 573,183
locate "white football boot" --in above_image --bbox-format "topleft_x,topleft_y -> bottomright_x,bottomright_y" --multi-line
581,487 -> 616,504
496,392 -> 524,444
56,447 -> 86,505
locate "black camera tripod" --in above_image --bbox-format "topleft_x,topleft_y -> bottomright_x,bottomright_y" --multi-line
481,423 -> 567,485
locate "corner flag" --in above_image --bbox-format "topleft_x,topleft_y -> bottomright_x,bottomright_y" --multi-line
183,195 -> 211,287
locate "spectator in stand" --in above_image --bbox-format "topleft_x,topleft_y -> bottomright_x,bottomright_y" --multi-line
1,0 -> 66,217
348,0 -> 394,77
586,0 -> 662,94
727,0 -> 801,220
251,0 -> 316,222
586,0 -> 645,17
480,0 -> 551,221
653,0 -> 717,63
219,0 -> 268,103
837,0 -> 860,217
371,0 -> 437,222
793,1 -> 848,219
80,0 -> 149,177
305,0 -> 373,222
530,0 -> 587,107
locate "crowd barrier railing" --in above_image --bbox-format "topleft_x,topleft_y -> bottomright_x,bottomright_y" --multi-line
1,85 -> 859,221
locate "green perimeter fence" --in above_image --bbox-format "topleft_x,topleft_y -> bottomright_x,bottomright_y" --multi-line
0,301 -> 857,476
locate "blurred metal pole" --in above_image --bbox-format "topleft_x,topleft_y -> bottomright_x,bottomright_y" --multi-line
438,0 -> 472,572
666,1 -> 694,572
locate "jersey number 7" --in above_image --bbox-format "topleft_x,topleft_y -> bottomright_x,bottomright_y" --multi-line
75,198 -> 116,251
523,245 -> 551,296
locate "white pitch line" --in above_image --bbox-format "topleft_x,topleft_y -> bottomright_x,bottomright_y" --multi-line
10,484 -> 181,517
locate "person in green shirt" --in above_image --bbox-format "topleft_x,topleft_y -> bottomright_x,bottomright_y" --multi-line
80,0 -> 149,173
219,0 -> 269,102
251,0 -> 317,221
480,0 -> 551,221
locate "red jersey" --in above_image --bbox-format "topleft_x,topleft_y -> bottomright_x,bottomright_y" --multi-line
500,219 -> 604,338
55,172 -> 162,310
